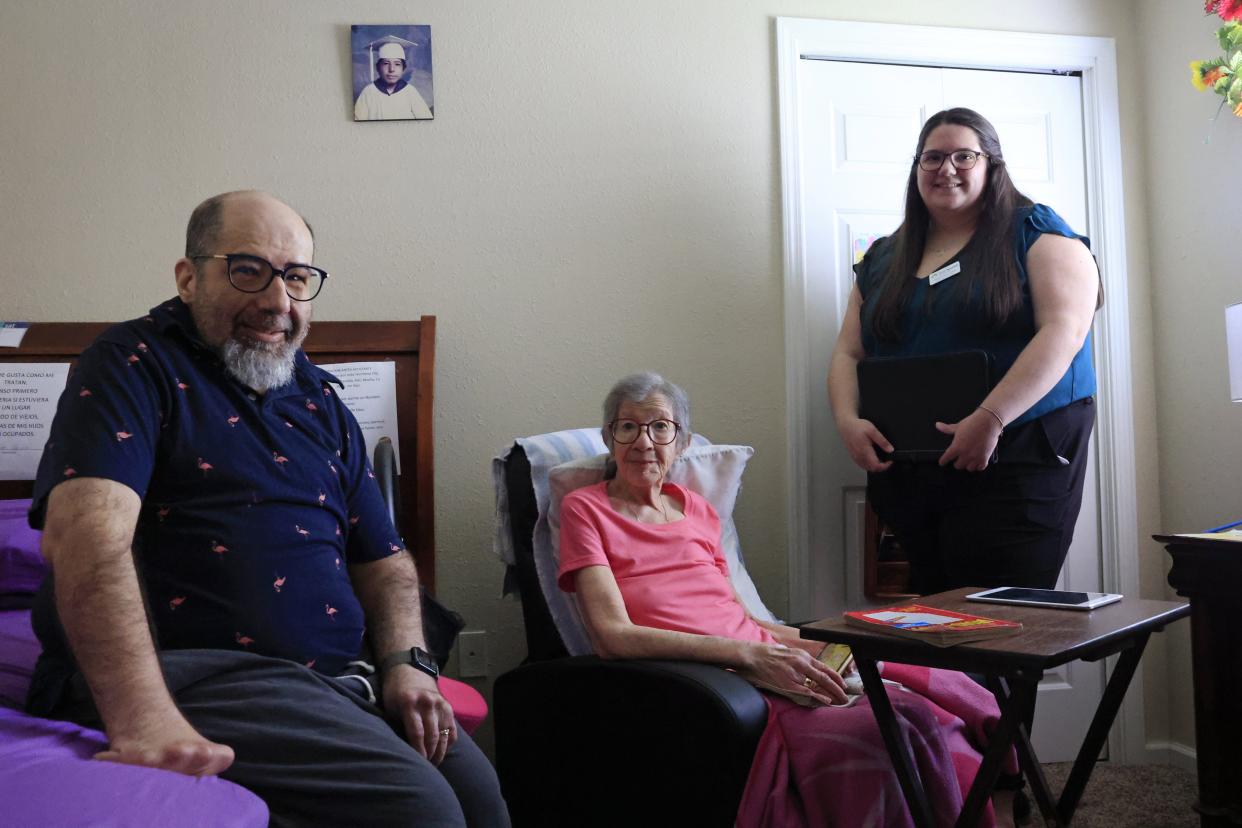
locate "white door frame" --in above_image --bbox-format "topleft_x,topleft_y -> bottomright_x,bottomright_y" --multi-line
776,19 -> 1143,763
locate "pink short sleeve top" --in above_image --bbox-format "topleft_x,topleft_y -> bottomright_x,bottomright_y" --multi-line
557,482 -> 775,645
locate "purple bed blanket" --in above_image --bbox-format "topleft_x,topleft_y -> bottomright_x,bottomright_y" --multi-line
0,610 -> 268,826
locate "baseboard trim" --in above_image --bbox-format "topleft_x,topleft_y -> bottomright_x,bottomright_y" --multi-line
1140,740 -> 1198,771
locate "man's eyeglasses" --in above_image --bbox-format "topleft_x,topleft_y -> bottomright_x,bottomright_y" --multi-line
916,149 -> 989,172
609,418 -> 681,445
191,254 -> 329,302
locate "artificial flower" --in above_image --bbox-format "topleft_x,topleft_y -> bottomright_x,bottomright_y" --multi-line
1207,0 -> 1242,21
1192,14 -> 1242,117
1193,60 -> 1211,90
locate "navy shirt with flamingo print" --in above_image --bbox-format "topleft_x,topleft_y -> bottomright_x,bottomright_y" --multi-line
28,298 -> 404,676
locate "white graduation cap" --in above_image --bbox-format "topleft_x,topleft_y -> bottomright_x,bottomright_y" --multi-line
366,35 -> 419,82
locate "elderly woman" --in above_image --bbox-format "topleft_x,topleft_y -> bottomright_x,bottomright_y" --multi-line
557,372 -> 1018,828
828,107 -> 1100,596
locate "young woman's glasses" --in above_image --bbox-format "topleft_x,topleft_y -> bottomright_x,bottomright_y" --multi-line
916,149 -> 989,172
609,418 -> 681,445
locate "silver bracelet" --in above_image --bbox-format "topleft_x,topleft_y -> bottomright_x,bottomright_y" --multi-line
977,404 -> 1005,432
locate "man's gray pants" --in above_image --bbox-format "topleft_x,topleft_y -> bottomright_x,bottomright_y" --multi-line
55,649 -> 511,828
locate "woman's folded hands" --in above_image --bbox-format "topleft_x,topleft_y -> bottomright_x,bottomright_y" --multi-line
738,642 -> 849,706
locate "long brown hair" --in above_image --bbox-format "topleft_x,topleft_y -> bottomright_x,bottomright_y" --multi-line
869,108 -> 1033,342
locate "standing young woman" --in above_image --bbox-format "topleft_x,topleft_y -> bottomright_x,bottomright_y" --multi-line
828,107 -> 1101,595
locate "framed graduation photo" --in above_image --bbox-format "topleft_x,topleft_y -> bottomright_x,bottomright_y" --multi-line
351,25 -> 434,121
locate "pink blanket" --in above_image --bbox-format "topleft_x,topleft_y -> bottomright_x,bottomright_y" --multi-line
737,664 -> 1018,828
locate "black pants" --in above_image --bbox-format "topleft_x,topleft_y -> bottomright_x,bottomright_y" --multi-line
868,397 -> 1095,596
50,649 -> 511,828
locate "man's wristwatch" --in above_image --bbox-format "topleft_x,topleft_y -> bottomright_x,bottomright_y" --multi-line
378,646 -> 439,679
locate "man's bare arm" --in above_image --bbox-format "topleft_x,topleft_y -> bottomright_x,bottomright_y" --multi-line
42,477 -> 233,776
350,551 -> 455,764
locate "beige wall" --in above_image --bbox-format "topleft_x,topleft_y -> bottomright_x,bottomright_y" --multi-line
1137,0 -> 1242,751
1,0 -> 1192,757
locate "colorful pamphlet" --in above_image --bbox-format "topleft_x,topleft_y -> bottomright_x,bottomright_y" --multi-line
843,604 -> 1021,647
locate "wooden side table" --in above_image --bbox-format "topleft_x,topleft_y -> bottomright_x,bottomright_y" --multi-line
800,588 -> 1188,827
1157,534 -> 1242,827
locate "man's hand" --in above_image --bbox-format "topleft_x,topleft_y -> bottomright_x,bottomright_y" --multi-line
382,665 -> 456,765
95,709 -> 234,776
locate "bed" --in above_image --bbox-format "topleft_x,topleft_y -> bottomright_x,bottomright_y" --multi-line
0,318 -> 484,825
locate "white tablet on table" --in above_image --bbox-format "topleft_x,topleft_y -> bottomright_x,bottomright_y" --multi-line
965,587 -> 1123,611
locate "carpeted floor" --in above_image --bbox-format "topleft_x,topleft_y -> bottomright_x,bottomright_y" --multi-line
1037,761 -> 1198,827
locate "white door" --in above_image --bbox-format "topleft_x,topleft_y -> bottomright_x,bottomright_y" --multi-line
795,58 -> 1103,761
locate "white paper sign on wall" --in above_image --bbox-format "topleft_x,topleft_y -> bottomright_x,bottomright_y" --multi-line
0,363 -> 70,480
1226,303 -> 1242,403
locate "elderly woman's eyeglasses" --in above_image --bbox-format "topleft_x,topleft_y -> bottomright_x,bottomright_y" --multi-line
191,253 -> 329,302
609,418 -> 681,445
916,149 -> 988,172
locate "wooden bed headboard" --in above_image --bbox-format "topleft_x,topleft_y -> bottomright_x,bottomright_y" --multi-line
0,317 -> 438,591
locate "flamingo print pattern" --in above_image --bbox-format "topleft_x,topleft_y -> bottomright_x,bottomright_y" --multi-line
33,301 -> 410,675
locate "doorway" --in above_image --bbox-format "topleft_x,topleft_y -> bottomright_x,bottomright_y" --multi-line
776,18 -> 1141,763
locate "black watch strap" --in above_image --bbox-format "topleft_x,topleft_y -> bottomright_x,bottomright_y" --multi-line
379,646 -> 439,679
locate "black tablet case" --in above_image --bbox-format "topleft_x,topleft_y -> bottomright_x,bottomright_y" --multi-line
857,350 -> 991,462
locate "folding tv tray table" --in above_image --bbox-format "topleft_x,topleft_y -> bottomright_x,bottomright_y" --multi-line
799,588 -> 1189,827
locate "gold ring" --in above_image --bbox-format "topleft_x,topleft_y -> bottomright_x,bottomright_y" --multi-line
802,676 -> 815,689
440,728 -> 452,736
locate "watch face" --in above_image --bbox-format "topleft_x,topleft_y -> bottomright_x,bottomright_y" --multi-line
413,646 -> 439,676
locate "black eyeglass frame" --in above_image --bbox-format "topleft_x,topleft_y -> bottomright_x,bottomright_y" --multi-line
608,418 -> 683,446
915,148 -> 990,172
190,253 -> 329,302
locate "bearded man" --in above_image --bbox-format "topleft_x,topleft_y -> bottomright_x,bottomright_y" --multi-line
25,191 -> 508,827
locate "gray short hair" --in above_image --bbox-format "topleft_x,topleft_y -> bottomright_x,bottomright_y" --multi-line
601,372 -> 692,451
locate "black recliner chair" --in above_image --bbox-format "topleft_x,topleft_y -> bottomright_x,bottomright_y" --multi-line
493,443 -> 769,827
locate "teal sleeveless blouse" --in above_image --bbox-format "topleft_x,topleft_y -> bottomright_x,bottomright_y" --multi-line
855,204 -> 1095,427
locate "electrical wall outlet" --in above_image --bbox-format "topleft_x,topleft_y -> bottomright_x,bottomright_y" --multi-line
457,630 -> 488,677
